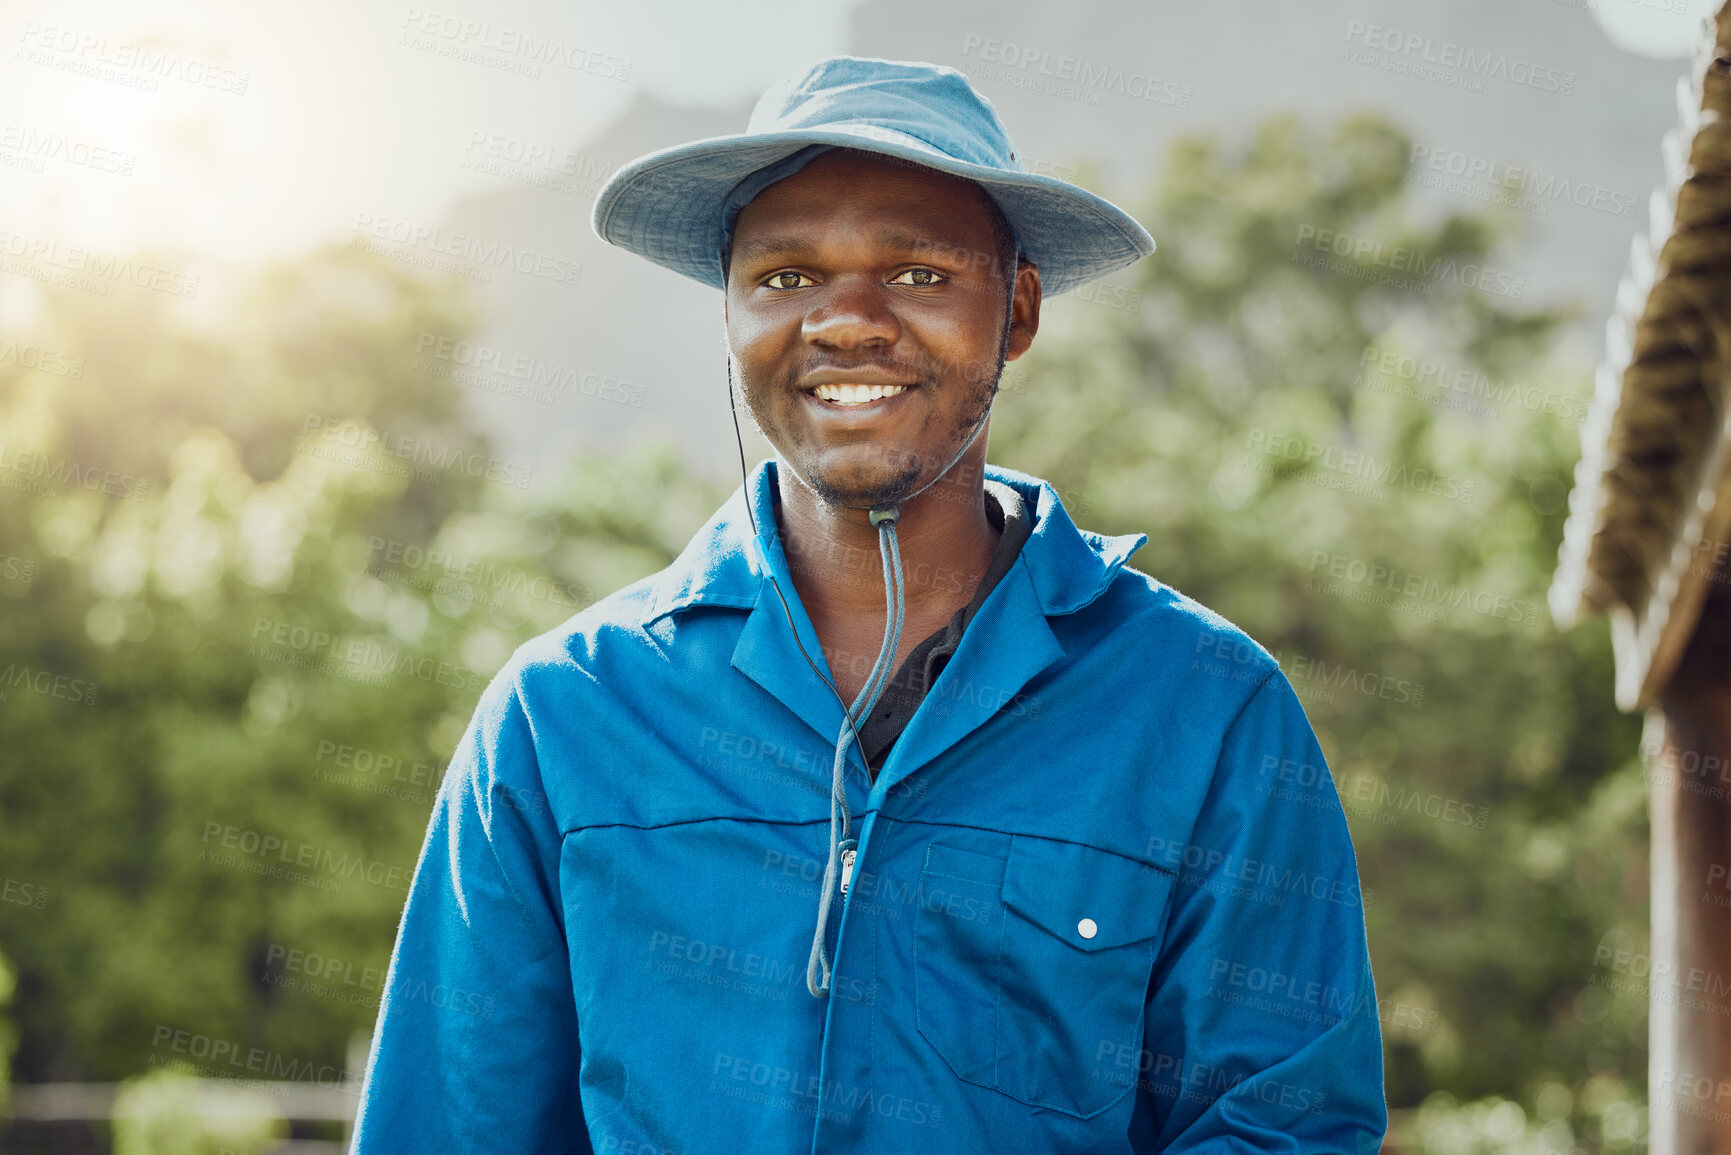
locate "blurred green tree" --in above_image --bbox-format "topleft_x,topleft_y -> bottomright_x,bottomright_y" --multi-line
0,246 -> 723,1092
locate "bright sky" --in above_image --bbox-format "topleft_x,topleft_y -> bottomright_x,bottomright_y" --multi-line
0,0 -> 862,271
0,0 -> 1712,288
1592,0 -> 1722,56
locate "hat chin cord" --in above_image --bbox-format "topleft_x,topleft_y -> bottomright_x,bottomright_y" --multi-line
805,505 -> 903,997
725,353 -> 996,998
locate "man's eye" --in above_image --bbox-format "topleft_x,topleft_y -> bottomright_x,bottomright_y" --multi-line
765,271 -> 812,290
892,268 -> 945,287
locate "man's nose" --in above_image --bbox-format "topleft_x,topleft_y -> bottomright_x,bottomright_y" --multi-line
801,278 -> 901,350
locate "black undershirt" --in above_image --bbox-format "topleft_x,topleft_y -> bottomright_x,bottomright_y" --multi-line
855,480 -> 1032,776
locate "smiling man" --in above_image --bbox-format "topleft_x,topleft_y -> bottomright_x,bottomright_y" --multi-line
353,56 -> 1388,1153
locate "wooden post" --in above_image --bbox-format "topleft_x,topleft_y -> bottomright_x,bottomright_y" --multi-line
1648,592 -> 1731,1154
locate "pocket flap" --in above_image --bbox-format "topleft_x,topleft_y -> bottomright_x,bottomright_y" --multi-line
1000,836 -> 1174,952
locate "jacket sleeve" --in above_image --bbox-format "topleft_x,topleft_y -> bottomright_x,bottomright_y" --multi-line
351,668 -> 590,1153
1134,669 -> 1387,1153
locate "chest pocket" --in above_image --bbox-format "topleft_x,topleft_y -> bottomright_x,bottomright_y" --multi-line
913,834 -> 1176,1119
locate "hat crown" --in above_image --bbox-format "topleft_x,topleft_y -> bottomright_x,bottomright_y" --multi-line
746,55 -> 1021,171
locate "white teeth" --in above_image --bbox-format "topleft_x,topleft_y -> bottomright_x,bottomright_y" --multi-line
812,383 -> 908,405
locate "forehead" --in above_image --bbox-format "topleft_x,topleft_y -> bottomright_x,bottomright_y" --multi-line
730,149 -> 995,256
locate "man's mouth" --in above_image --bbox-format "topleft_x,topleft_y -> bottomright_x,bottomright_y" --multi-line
810,383 -> 909,406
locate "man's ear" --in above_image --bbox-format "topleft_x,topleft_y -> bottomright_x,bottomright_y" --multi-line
1005,260 -> 1042,363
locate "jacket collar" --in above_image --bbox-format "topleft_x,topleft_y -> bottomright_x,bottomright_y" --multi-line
643,459 -> 1147,626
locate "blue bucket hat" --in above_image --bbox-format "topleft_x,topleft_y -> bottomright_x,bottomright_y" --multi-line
589,54 -> 1155,297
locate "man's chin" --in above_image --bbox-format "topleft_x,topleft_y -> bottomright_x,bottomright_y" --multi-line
801,453 -> 925,512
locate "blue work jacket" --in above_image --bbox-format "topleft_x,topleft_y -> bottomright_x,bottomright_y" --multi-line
353,460 -> 1387,1153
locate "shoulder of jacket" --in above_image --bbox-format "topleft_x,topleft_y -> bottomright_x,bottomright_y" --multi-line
491,570 -> 666,691
1106,564 -> 1281,686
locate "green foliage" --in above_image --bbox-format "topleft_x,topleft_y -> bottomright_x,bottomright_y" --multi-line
110,1070 -> 284,1155
0,112 -> 1648,1151
1403,1079 -> 1646,1154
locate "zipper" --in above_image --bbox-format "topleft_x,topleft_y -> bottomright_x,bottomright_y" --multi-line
839,843 -> 857,897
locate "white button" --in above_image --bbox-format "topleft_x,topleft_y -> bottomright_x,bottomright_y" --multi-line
1077,918 -> 1098,940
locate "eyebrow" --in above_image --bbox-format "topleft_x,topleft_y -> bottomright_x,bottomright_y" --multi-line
730,225 -> 961,264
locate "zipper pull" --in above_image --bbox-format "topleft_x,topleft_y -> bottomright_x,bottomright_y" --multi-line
838,841 -> 858,898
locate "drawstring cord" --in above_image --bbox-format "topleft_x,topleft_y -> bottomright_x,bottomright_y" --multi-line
806,507 -> 904,997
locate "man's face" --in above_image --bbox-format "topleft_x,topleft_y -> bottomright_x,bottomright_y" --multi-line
724,149 -> 1039,511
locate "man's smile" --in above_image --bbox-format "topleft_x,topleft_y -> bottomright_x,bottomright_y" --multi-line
798,381 -> 917,428
810,382 -> 909,405
798,365 -> 921,421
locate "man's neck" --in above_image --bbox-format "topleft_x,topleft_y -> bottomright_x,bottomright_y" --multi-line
774,459 -> 1000,705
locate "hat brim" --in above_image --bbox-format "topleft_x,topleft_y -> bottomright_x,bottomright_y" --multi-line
590,124 -> 1154,297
